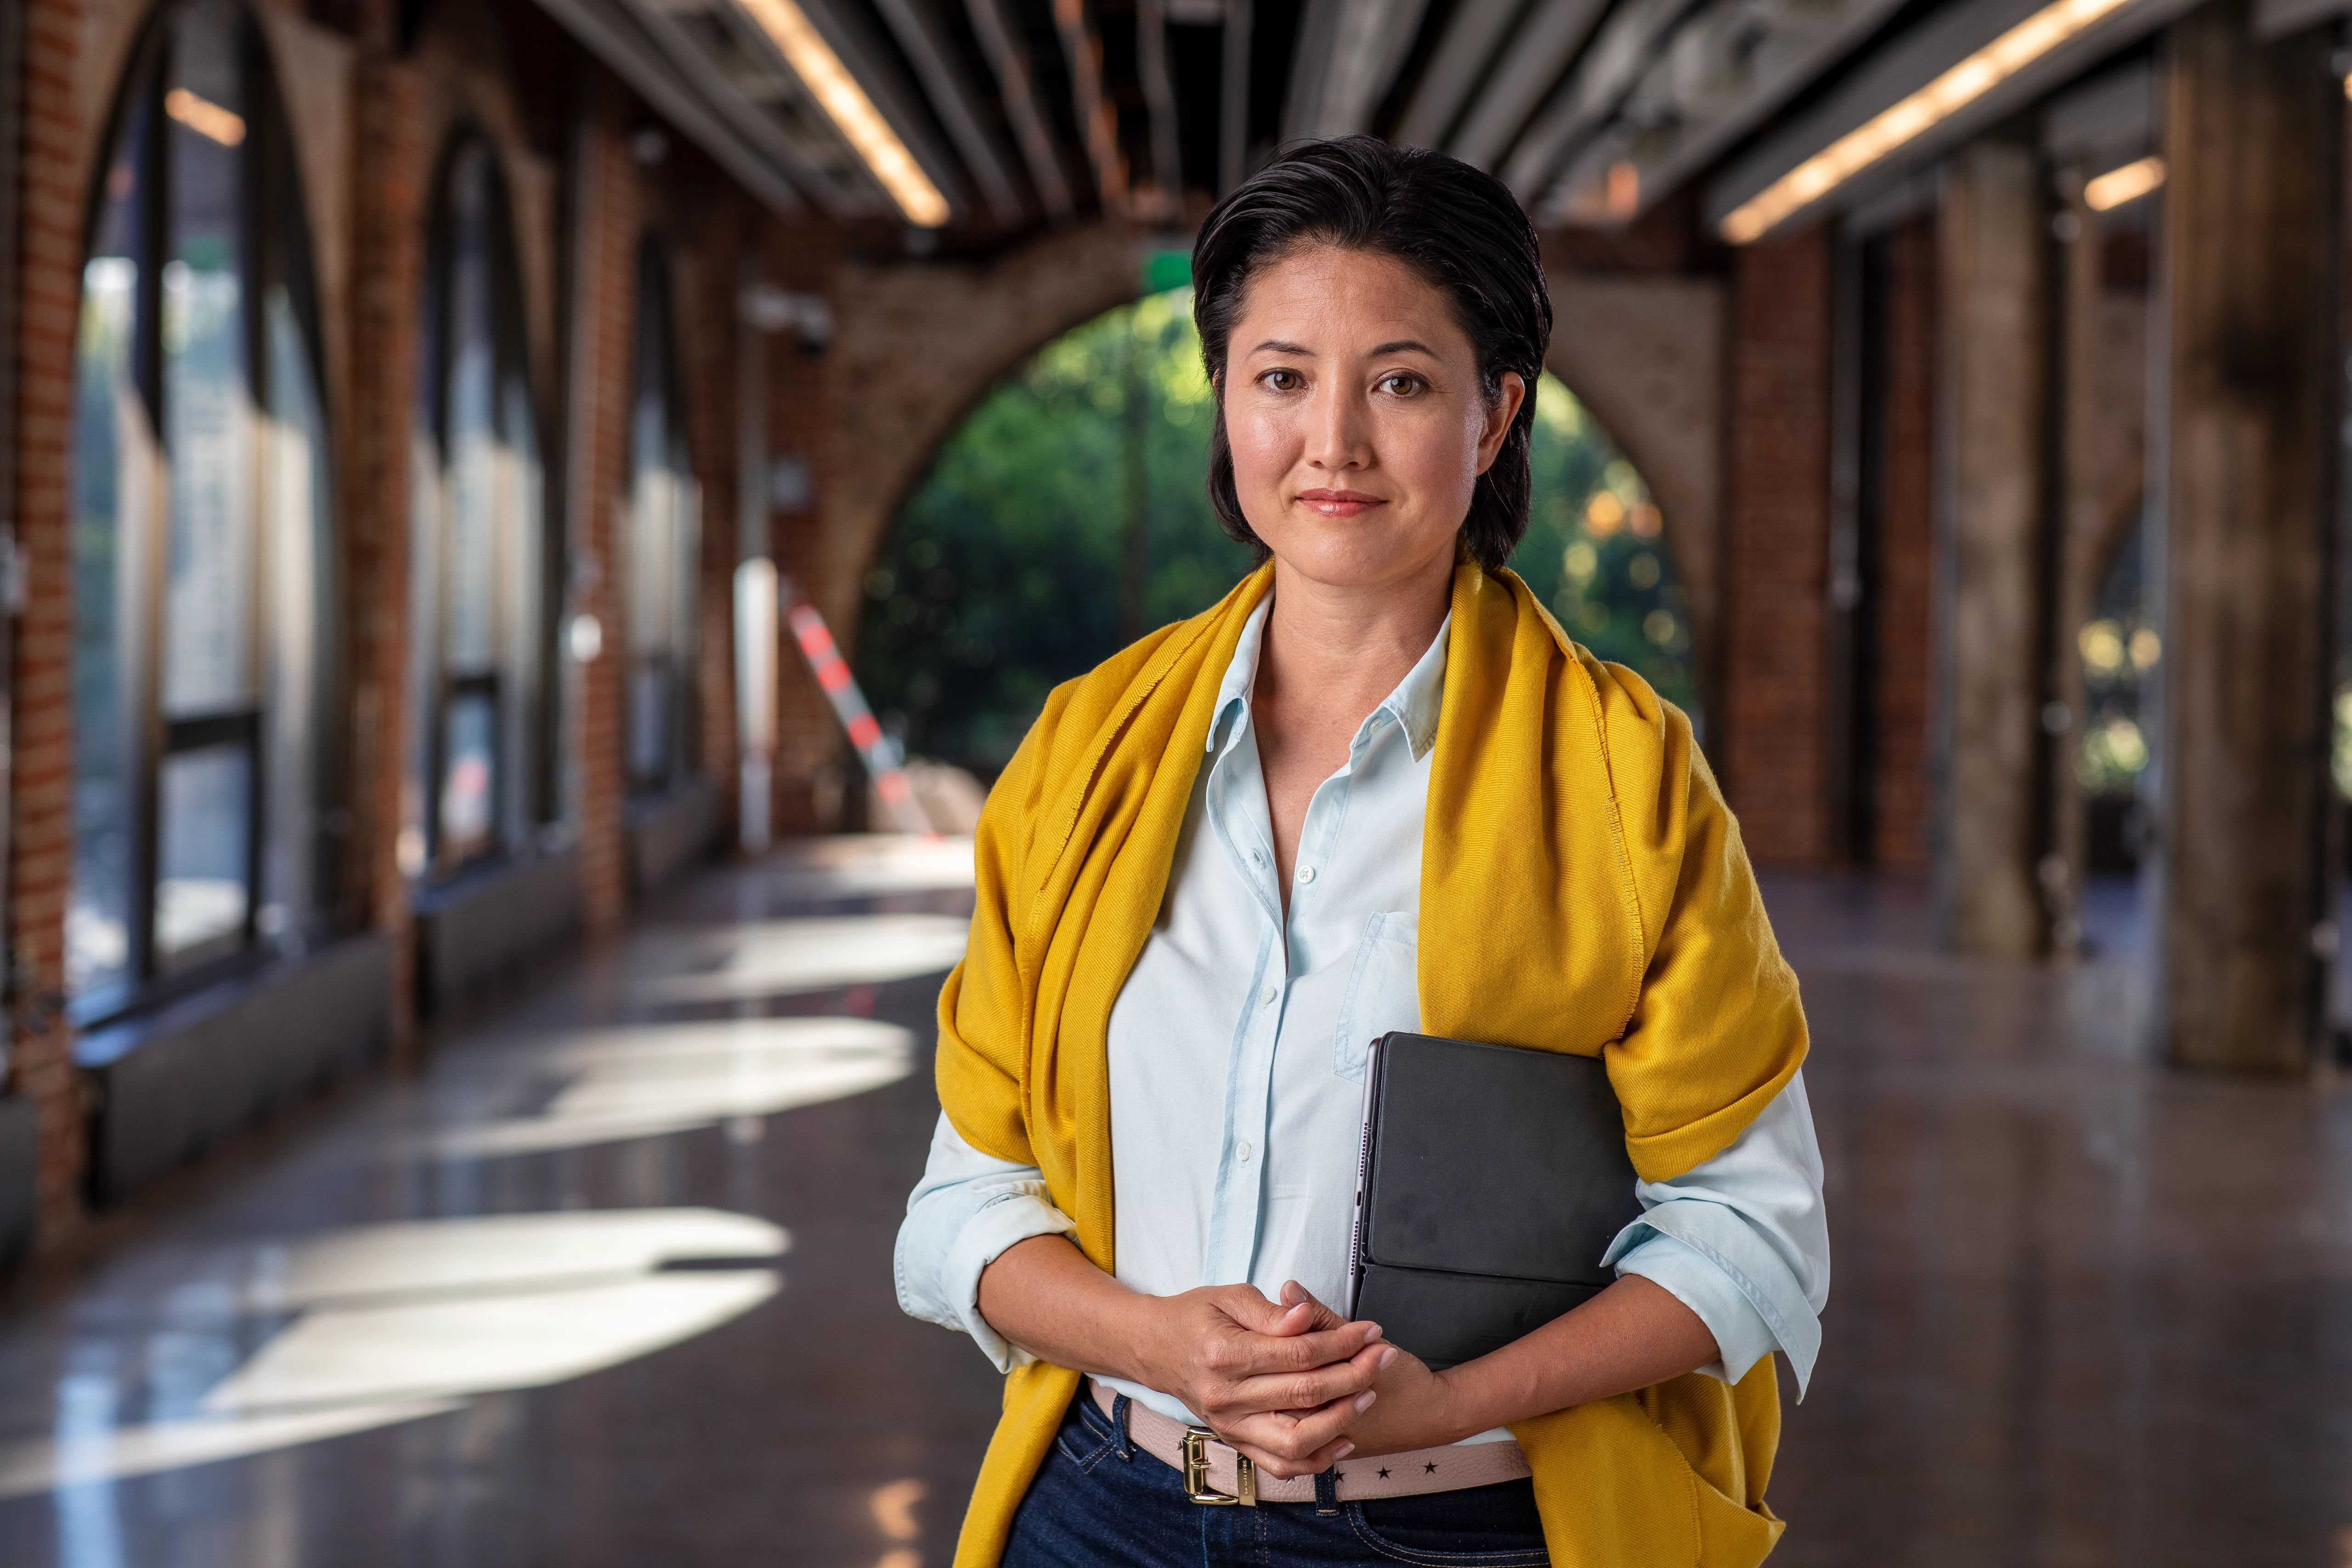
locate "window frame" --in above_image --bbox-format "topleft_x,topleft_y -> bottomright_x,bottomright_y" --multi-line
68,0 -> 341,1021
413,131 -> 557,881
624,237 -> 701,798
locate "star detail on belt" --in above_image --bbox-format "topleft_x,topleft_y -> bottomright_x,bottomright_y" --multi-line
1423,1462 -> 1438,1474
1376,1467 -> 1390,1479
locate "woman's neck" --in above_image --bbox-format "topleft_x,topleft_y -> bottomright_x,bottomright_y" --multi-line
1256,547 -> 1456,724
1249,545 -> 1456,907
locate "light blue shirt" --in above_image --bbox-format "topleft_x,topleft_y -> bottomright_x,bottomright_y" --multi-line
896,600 -> 1829,1442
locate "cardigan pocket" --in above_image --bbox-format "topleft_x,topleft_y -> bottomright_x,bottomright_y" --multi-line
1334,911 -> 1420,1082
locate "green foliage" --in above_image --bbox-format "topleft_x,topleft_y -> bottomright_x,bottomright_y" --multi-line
1508,376 -> 1699,719
854,300 -> 1699,770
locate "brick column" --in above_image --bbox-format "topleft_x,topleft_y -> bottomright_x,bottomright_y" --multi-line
1874,217 -> 1938,874
1720,225 -> 1832,866
344,44 -> 425,1050
2152,4 -> 2337,1070
683,196 -> 743,837
565,86 -> 638,923
12,0 -> 81,1237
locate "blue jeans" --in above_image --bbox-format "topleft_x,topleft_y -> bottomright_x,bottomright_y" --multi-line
1001,1389 -> 1552,1567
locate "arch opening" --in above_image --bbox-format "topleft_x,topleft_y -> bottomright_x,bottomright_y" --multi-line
70,0 -> 338,1012
853,295 -> 1693,777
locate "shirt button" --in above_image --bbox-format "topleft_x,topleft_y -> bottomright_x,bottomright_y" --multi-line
1295,865 -> 1316,884
1259,984 -> 1279,1007
1237,1141 -> 1254,1162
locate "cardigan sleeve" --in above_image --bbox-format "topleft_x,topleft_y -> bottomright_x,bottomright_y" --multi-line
932,714 -> 1050,1169
1595,666 -> 1811,1181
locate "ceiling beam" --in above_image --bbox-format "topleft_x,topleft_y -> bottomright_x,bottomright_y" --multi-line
1392,0 -> 1523,150
537,0 -> 815,213
1219,0 -> 1252,191
963,0 -> 1077,216
872,0 -> 1028,225
1533,0 -> 1908,224
1702,0 -> 2202,238
785,0 -> 974,219
1136,0 -> 1185,215
1451,0 -> 1612,170
1495,0 -> 1692,193
1281,0 -> 1430,141
1054,0 -> 1130,209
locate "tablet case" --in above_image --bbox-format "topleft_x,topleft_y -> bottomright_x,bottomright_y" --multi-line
1345,1031 -> 1644,1370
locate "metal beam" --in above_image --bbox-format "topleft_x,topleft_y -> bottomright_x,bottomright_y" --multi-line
1702,0 -> 2204,238
1282,0 -> 1431,141
1219,0 -> 1252,191
1392,0 -> 1522,150
1135,0 -> 1186,214
534,0 -> 814,214
1054,0 -> 1129,209
965,0 -> 1077,215
779,0 -> 976,220
1494,0 -> 1688,193
872,0 -> 1028,224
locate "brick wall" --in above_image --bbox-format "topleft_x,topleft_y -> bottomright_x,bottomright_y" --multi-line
566,87 -> 638,926
1874,217 -> 1937,874
344,44 -> 425,1049
14,0 -> 82,1238
1719,225 -> 1833,866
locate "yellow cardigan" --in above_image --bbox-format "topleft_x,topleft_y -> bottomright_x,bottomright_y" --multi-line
934,557 -> 1809,1567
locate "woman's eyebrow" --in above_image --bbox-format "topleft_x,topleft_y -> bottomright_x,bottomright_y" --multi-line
1369,339 -> 1437,357
1248,338 -> 1314,356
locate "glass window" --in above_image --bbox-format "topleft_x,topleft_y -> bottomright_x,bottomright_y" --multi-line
69,0 -> 336,1010
407,138 -> 551,880
626,242 -> 700,795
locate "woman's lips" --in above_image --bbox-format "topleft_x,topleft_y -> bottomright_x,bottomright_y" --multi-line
1296,488 -> 1387,518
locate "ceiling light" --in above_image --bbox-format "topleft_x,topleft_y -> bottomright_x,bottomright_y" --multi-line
735,0 -> 950,226
164,87 -> 245,147
2083,154 -> 2164,211
1720,0 -> 2137,243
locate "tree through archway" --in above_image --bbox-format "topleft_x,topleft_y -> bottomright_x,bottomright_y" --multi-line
854,291 -> 1698,774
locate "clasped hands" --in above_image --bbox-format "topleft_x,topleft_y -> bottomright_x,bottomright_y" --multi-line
1133,1279 -> 1464,1479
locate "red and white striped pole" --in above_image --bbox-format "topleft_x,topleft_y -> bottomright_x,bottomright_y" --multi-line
780,586 -> 933,836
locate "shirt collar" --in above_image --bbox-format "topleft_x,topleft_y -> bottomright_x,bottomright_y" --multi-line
1206,598 -> 1449,763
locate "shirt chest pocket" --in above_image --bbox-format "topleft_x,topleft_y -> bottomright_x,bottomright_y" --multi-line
1334,911 -> 1419,1082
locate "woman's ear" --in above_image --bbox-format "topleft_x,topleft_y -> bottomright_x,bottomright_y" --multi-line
1476,370 -> 1528,473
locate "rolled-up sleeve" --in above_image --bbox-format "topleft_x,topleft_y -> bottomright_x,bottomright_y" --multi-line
1604,1070 -> 1830,1393
894,1111 -> 1079,1372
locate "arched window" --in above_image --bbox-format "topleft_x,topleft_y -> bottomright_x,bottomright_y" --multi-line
406,136 -> 550,879
625,241 -> 699,795
70,0 -> 335,1009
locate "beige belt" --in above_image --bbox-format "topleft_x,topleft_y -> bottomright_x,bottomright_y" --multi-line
1089,1379 -> 1530,1506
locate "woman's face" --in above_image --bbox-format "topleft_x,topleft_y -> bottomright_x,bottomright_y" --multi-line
1221,244 -> 1524,594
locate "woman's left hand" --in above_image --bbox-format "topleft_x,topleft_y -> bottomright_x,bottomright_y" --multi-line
1270,1283 -> 1471,1454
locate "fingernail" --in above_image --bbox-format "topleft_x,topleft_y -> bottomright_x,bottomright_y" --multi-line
1354,1390 -> 1378,1413
1365,1324 -> 1384,1343
1379,1347 -> 1398,1370
1334,1443 -> 1355,1460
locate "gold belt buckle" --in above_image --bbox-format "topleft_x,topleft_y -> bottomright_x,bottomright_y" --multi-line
1180,1427 -> 1255,1506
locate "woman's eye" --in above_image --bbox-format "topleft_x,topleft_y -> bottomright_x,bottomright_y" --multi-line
1378,374 -> 1425,397
1261,369 -> 1303,392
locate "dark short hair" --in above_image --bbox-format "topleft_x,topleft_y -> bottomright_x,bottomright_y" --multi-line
1190,136 -> 1552,573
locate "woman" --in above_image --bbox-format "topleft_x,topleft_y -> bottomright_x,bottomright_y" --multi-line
897,137 -> 1828,1568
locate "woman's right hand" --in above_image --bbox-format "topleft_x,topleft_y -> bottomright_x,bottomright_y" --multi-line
1131,1284 -> 1396,1478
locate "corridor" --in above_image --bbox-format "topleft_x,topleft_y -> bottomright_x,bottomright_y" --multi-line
0,843 -> 2345,1568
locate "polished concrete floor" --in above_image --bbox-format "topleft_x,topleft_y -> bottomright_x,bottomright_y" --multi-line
0,842 -> 2345,1567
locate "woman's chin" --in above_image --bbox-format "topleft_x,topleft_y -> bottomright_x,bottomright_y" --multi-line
1265,530 -> 1456,594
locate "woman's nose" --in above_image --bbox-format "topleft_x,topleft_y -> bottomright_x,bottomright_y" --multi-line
1304,385 -> 1372,471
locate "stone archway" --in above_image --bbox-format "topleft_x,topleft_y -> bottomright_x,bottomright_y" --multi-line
1545,273 -> 1727,686
814,221 -> 1148,635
